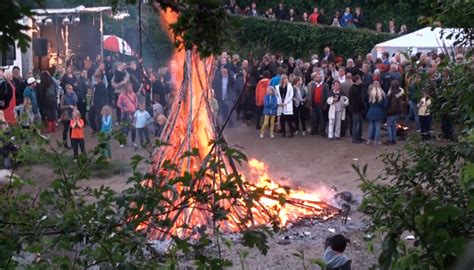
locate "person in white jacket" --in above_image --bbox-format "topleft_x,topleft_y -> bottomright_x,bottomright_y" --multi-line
275,74 -> 295,137
327,80 -> 349,140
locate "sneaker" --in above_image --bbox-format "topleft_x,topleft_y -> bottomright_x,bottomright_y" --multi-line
120,144 -> 125,148
367,140 -> 372,145
260,134 -> 264,138
270,134 -> 275,138
133,143 -> 138,148
374,141 -> 382,145
294,131 -> 299,136
302,131 -> 306,136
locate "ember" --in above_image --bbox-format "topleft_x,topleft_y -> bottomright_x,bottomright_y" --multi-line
139,8 -> 340,240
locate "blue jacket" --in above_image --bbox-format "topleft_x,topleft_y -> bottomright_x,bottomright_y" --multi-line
263,94 -> 278,116
367,97 -> 387,121
270,75 -> 281,87
23,86 -> 39,114
341,12 -> 353,27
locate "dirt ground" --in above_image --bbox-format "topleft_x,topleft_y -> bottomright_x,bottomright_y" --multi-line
18,121 -> 398,269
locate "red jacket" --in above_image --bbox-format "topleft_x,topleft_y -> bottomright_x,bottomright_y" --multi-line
255,78 -> 270,106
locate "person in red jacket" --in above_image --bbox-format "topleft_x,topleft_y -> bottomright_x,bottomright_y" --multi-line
309,7 -> 320,25
255,71 -> 271,129
69,110 -> 85,160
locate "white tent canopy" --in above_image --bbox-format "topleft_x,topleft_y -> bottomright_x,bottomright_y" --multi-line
372,27 -> 467,58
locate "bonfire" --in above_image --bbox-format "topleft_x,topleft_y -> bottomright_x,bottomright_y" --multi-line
138,7 -> 340,240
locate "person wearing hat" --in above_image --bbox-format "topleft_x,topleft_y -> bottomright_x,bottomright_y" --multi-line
23,77 -> 41,123
0,68 -> 13,111
324,234 -> 352,270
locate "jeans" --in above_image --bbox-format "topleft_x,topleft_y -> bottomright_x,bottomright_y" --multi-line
137,127 -> 150,146
255,106 -> 264,129
405,101 -> 420,130
367,120 -> 381,142
115,93 -> 122,124
311,105 -> 325,135
121,113 -> 136,144
386,115 -> 399,142
260,115 -> 276,136
351,112 -> 363,141
71,138 -> 85,158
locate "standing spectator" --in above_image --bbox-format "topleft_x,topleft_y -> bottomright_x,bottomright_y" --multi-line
340,73 -> 353,137
367,81 -> 387,145
0,69 -> 13,111
308,72 -> 329,136
288,8 -> 297,22
340,7 -> 353,28
60,66 -> 77,91
2,71 -> 16,124
264,8 -> 275,19
117,82 -> 138,148
346,59 -> 361,77
385,80 -> 404,145
128,61 -> 141,93
134,102 -> 152,147
332,11 -> 341,27
54,64 -> 66,81
399,25 -> 408,34
212,67 -> 236,127
418,90 -> 432,140
155,114 -> 167,137
302,12 -> 309,23
309,7 -> 320,25
275,2 -> 288,20
76,70 -> 90,123
275,74 -> 295,137
91,72 -> 109,133
381,63 -> 403,93
23,77 -> 40,123
361,63 -> 373,118
260,86 -> 278,138
322,47 -> 336,64
39,71 -> 59,133
248,2 -> 258,17
348,75 -> 364,143
318,8 -> 327,25
112,63 -> 130,124
100,105 -> 113,161
15,97 -> 35,129
327,80 -> 349,140
227,54 -> 241,75
12,66 -> 25,106
292,76 -> 307,136
388,19 -> 396,33
60,84 -> 77,148
152,73 -> 169,107
353,7 -> 363,28
255,71 -> 271,129
69,110 -> 85,160
375,22 -> 383,32
270,67 -> 285,87
336,67 -> 346,83
405,73 -> 421,131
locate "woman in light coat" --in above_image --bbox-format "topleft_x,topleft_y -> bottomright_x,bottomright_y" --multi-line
275,74 -> 295,137
327,80 -> 349,140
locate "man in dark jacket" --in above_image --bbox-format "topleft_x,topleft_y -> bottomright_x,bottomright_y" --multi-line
12,66 -> 26,106
348,75 -> 364,143
381,63 -> 403,93
308,72 -> 329,136
275,2 -> 289,20
385,80 -> 404,145
212,67 -> 236,127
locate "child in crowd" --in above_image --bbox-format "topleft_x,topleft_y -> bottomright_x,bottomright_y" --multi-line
260,86 -> 278,138
324,234 -> 352,270
15,97 -> 35,129
134,102 -> 152,147
69,110 -> 85,160
418,90 -> 432,140
100,105 -> 113,161
327,80 -> 349,140
152,94 -> 164,117
155,114 -> 167,137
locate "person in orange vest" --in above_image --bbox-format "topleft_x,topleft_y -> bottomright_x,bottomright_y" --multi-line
254,71 -> 271,129
70,110 -> 85,160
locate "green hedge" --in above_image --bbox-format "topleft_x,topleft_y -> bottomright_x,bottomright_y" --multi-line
224,15 -> 397,60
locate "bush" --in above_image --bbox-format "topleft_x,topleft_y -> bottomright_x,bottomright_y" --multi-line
224,15 -> 396,60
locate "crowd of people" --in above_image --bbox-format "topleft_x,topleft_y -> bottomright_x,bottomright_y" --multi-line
0,54 -> 173,163
213,48 -> 469,144
0,44 -> 469,166
225,1 -> 409,34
